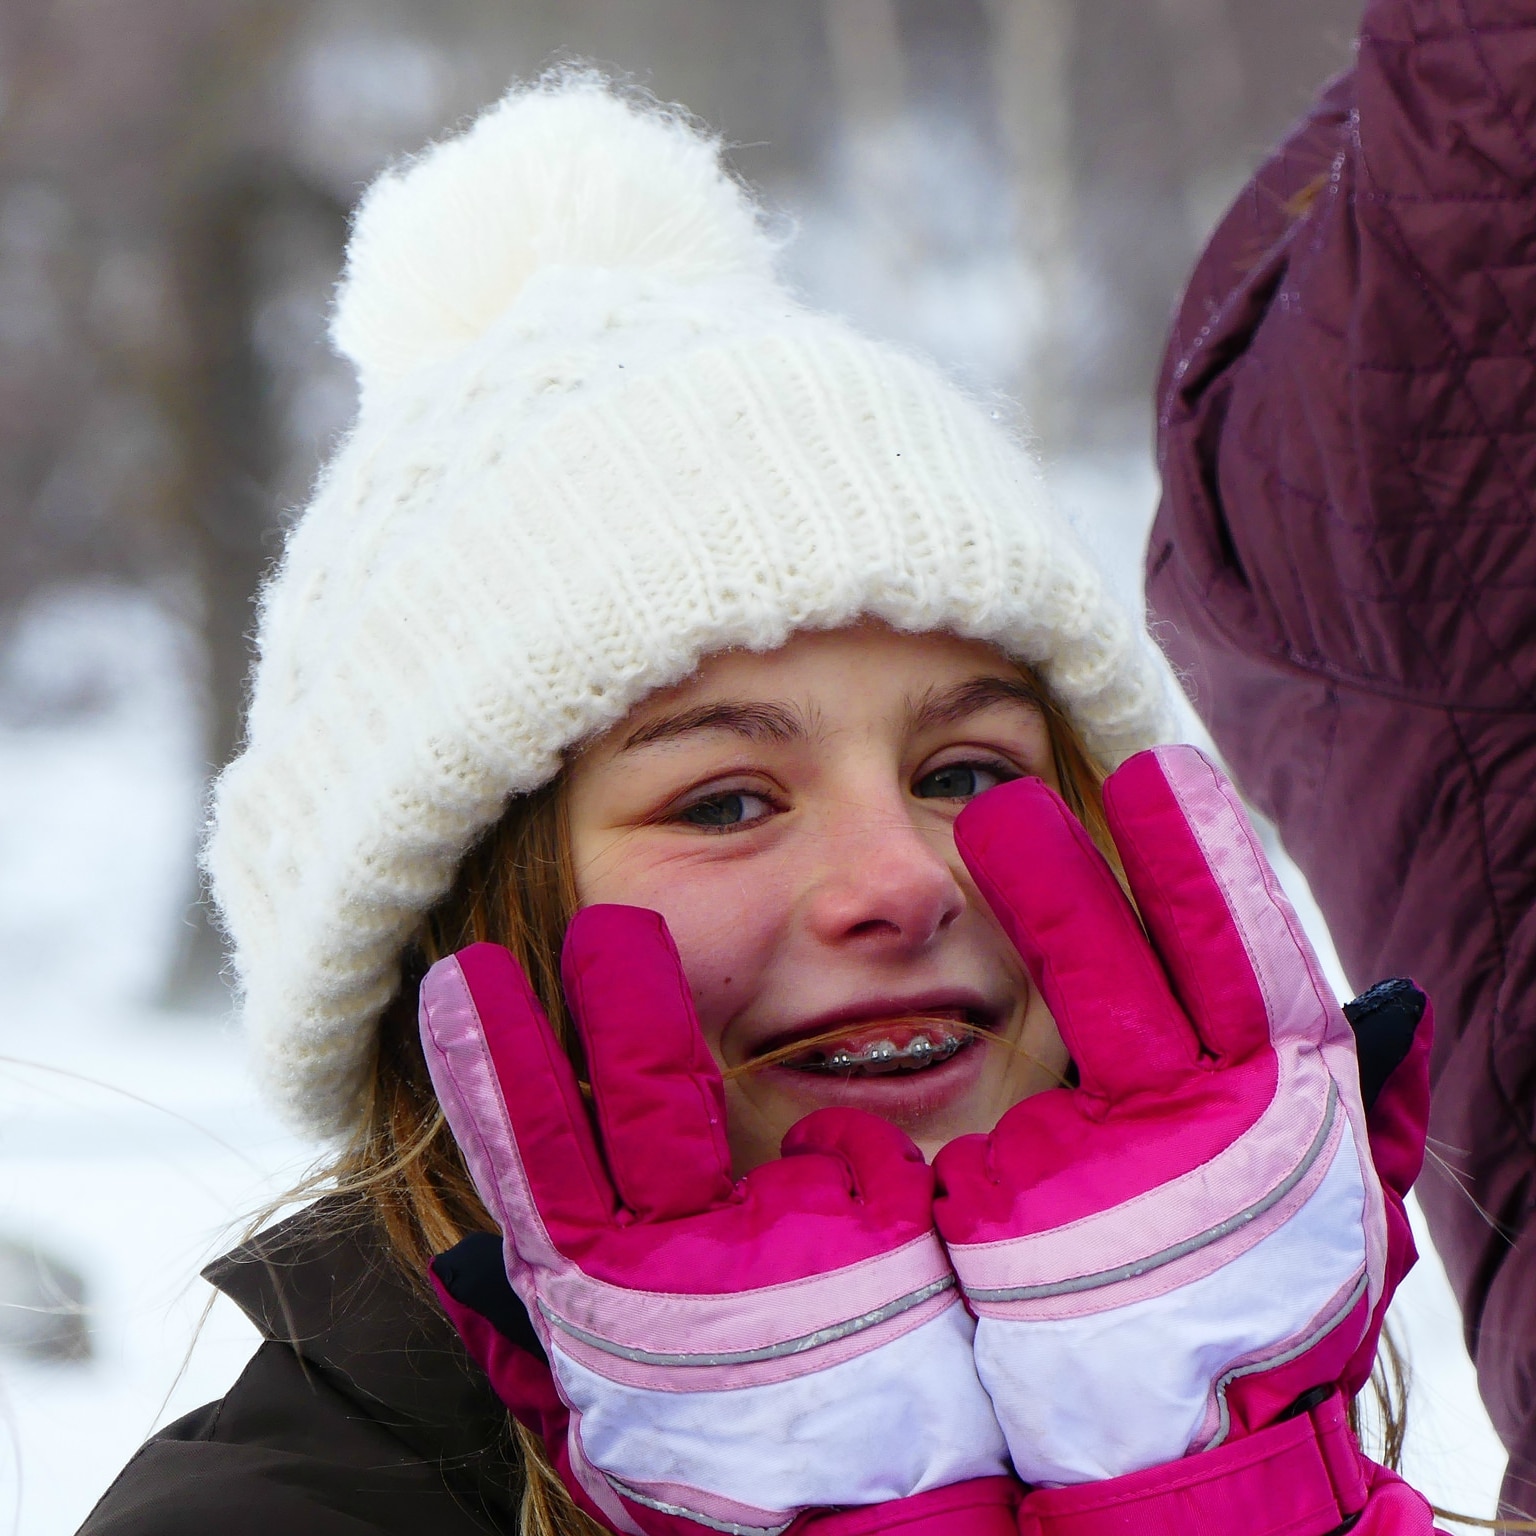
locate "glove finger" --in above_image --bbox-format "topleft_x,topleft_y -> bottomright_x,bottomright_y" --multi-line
562,904 -> 734,1222
955,775 -> 1197,1103
931,1131 -> 1002,1229
420,943 -> 617,1245
1105,747 -> 1333,1064
781,1106 -> 933,1214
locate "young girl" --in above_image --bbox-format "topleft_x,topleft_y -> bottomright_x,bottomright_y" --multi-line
80,76 -> 1439,1536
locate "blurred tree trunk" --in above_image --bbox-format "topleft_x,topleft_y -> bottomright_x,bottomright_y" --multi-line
823,0 -> 906,118
157,163 -> 346,1008
0,0 -> 335,1005
986,0 -> 1361,449
1060,0 -> 1193,446
1151,0 -> 1247,236
983,0 -> 1075,447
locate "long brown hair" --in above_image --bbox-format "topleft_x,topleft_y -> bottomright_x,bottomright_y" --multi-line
297,662 -> 1422,1535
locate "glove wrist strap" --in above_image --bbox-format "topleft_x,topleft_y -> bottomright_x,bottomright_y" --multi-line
1017,1392 -> 1368,1536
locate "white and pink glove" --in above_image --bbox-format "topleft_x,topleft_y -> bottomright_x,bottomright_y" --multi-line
418,905 -> 1013,1536
934,744 -> 1416,1501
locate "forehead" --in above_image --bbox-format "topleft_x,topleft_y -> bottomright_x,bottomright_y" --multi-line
611,623 -> 1037,744
678,625 -> 1017,696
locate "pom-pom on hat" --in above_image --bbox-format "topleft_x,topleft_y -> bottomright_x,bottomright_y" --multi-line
205,72 -> 1173,1139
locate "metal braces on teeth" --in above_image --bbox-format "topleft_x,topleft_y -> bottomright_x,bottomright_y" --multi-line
808,1033 -> 966,1073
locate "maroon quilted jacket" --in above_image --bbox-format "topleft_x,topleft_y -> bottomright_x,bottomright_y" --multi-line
1146,0 -> 1536,1516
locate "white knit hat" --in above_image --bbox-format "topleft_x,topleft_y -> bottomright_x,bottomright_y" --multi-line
205,74 -> 1173,1139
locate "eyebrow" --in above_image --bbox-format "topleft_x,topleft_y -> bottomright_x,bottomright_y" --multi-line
618,673 -> 1044,754
905,674 -> 1047,732
620,700 -> 807,752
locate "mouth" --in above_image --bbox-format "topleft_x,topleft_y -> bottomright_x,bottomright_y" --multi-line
744,1005 -> 996,1081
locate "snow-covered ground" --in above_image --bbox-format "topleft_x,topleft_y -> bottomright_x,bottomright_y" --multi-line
0,465 -> 1509,1534
0,591 -> 312,1535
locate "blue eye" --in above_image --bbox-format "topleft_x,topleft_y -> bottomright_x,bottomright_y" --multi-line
677,791 -> 775,830
914,763 -> 1014,801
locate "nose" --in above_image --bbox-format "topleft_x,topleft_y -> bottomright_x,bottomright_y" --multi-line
803,800 -> 966,954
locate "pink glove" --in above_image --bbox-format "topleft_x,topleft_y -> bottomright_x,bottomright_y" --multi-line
418,905 -> 1011,1536
934,745 -> 1403,1487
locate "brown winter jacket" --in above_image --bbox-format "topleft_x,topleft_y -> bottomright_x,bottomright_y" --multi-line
1145,0 -> 1536,1516
75,1199 -> 526,1535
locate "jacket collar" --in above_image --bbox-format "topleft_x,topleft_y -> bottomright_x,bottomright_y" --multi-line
204,1195 -> 521,1517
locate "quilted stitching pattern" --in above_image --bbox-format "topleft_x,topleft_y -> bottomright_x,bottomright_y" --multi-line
1146,0 -> 1536,1516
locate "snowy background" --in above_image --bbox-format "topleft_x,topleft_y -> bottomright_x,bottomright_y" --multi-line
0,459 -> 1509,1536
0,2 -> 1510,1529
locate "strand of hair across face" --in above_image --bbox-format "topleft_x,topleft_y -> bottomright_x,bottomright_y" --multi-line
719,1015 -> 1071,1086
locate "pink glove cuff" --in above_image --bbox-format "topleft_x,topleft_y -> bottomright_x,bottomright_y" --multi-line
1016,1392 -> 1431,1536
792,1478 -> 1022,1535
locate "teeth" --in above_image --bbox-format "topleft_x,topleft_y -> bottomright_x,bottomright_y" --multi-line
803,1033 -> 965,1075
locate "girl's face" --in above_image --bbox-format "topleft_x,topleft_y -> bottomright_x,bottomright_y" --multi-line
566,624 -> 1069,1174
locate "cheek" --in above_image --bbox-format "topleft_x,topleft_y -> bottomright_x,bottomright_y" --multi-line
577,852 -> 790,1053
665,891 -> 781,1049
